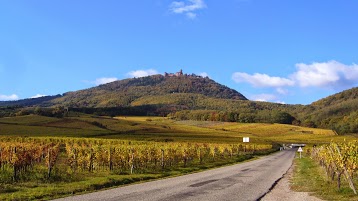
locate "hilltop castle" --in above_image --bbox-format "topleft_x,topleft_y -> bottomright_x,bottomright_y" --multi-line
164,69 -> 183,77
164,70 -> 205,78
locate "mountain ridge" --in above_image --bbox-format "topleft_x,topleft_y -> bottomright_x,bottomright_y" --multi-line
1,74 -> 358,134
0,73 -> 247,107
311,86 -> 358,107
1,74 -> 357,109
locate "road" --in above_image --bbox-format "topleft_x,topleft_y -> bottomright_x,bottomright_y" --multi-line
54,149 -> 296,201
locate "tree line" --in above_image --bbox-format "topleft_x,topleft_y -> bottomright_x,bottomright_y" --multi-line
168,110 -> 296,124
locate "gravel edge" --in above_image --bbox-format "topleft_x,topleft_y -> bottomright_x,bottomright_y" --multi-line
261,163 -> 323,201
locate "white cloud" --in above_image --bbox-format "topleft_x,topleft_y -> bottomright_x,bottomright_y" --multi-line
251,93 -> 285,104
199,72 -> 209,77
276,88 -> 288,95
31,94 -> 46,99
231,61 -> 358,104
0,94 -> 19,101
251,94 -> 277,102
170,0 -> 206,19
232,72 -> 294,88
292,60 -> 358,88
94,77 -> 118,85
186,12 -> 197,19
232,61 -> 358,90
126,69 -> 159,78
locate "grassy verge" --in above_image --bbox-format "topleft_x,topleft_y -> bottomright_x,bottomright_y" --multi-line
291,154 -> 358,201
0,152 -> 269,201
0,174 -> 161,201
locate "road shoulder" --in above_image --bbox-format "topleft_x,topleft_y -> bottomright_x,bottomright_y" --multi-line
261,163 -> 323,201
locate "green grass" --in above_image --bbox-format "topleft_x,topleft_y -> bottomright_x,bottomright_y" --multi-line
0,115 -> 58,125
0,123 -> 110,137
0,115 -> 111,137
291,154 -> 358,201
0,173 -> 161,201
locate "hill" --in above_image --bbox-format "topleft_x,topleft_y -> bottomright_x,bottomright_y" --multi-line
304,87 -> 358,133
133,86 -> 358,134
311,87 -> 358,107
2,73 -> 246,108
0,95 -> 61,107
1,73 -> 358,134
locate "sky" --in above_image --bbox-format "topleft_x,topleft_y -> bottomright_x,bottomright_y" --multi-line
1,0 -> 358,105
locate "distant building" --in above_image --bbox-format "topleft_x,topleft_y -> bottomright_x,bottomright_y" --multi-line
164,69 -> 184,77
164,70 -> 205,78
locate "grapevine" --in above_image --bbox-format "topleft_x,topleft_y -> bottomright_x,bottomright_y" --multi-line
311,141 -> 358,194
0,137 -> 273,182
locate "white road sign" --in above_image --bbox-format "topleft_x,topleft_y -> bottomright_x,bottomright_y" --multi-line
297,147 -> 303,152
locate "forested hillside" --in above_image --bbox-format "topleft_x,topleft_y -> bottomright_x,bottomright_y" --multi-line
0,95 -> 61,107
50,74 -> 247,107
312,87 -> 358,107
306,87 -> 358,133
1,74 -> 358,134
166,87 -> 358,134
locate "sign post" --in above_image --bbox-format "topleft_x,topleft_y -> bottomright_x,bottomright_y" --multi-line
297,147 -> 303,158
243,137 -> 249,152
243,137 -> 250,143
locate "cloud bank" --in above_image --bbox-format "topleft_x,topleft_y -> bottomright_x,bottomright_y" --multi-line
199,72 -> 209,77
31,94 -> 46,98
233,61 -> 358,104
170,0 -> 206,19
251,94 -> 277,102
292,61 -> 358,88
232,72 -> 294,87
94,77 -> 118,85
0,94 -> 19,101
126,69 -> 159,78
232,61 -> 358,89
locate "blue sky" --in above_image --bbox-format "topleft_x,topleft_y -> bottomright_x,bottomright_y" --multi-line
1,0 -> 358,104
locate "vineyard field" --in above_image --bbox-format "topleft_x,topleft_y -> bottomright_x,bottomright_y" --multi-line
0,136 -> 274,200
0,114 -> 355,200
292,141 -> 358,201
310,141 -> 358,194
0,114 -> 352,144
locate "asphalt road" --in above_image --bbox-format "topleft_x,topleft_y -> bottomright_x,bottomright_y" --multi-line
54,149 -> 296,201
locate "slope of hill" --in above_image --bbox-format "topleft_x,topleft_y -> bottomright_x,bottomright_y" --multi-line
49,74 -> 247,107
0,95 -> 61,107
305,87 -> 358,133
311,87 -> 358,107
1,73 -> 358,135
